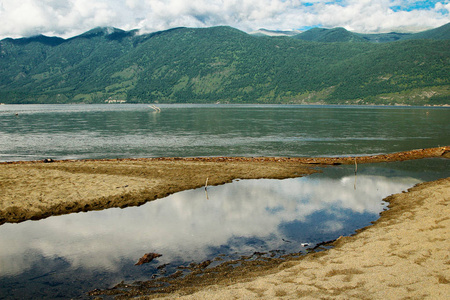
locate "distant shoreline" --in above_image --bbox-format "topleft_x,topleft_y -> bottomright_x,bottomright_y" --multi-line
1,102 -> 450,107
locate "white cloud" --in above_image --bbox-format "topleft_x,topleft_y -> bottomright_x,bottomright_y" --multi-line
0,0 -> 449,39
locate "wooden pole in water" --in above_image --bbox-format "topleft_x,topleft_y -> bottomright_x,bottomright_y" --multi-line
205,177 -> 209,200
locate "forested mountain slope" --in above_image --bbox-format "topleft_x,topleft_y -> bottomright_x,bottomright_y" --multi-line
0,24 -> 449,105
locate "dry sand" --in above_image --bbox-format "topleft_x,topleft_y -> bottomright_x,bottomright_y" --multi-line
1,146 -> 449,299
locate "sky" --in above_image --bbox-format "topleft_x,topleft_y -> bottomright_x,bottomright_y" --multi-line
0,0 -> 449,39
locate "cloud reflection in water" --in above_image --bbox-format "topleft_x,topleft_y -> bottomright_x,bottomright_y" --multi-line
0,171 -> 420,279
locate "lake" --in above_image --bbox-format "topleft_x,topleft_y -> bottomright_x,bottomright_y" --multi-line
0,104 -> 449,161
0,104 -> 449,299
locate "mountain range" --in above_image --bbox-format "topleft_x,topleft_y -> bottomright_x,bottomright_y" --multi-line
0,23 -> 449,105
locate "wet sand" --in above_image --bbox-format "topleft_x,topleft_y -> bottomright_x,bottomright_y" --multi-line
1,146 -> 449,299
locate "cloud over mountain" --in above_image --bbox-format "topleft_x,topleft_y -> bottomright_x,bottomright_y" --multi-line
0,0 -> 449,39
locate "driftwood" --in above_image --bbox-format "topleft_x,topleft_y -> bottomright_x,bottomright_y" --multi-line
149,105 -> 161,112
135,253 -> 162,266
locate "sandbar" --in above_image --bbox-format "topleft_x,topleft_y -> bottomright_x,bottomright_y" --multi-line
1,146 -> 449,299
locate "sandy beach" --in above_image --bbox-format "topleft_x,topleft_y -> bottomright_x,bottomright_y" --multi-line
1,146 -> 449,299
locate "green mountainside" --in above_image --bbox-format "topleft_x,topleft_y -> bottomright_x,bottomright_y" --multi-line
1,24 -> 449,105
293,23 -> 450,43
403,22 -> 450,41
295,28 -> 413,43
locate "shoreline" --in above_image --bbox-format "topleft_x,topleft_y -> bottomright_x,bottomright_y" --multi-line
1,147 -> 448,225
0,146 -> 449,298
1,146 -> 449,226
1,102 -> 450,107
148,177 -> 449,299
2,145 -> 449,166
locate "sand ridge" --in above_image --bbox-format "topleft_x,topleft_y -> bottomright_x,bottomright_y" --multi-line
1,146 -> 448,225
0,158 -> 314,224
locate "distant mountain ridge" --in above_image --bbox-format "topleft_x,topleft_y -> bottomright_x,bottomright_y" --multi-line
2,34 -> 66,46
402,22 -> 450,40
293,27 -> 368,43
250,28 -> 302,37
0,24 -> 449,105
293,22 -> 450,43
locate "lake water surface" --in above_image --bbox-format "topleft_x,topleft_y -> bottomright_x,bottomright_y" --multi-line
0,159 -> 449,299
1,104 -> 449,161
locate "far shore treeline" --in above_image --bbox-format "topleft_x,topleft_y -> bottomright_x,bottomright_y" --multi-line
0,23 -> 449,105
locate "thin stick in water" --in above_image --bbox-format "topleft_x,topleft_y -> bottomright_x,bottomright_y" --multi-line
205,177 -> 209,200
